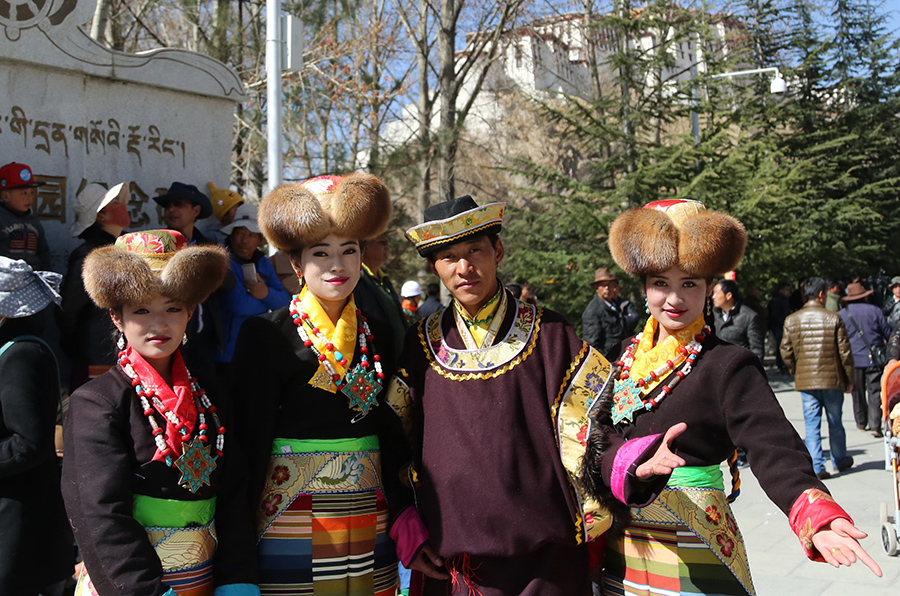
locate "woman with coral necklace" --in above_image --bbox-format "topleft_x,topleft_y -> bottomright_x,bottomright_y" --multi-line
230,174 -> 407,595
582,200 -> 881,596
62,230 -> 258,596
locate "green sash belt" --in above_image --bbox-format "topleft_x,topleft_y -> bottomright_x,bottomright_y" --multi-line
271,435 -> 379,455
133,495 -> 216,528
667,464 -> 725,490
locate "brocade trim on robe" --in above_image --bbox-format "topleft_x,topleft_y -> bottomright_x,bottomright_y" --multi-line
635,487 -> 756,596
256,450 -> 382,539
552,345 -> 614,543
75,522 -> 217,596
385,374 -> 414,441
384,375 -> 418,489
419,302 -> 540,380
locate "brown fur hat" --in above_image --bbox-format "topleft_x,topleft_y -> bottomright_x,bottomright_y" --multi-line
608,200 -> 746,278
259,173 -> 391,252
82,229 -> 228,309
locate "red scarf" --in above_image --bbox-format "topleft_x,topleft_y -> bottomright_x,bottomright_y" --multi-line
125,346 -> 196,462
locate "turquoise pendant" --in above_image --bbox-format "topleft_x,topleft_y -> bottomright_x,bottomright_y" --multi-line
611,377 -> 645,425
174,437 -> 217,493
341,364 -> 382,418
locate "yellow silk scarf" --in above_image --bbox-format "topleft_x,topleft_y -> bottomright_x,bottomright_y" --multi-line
297,285 -> 358,393
453,284 -> 504,348
630,315 -> 707,396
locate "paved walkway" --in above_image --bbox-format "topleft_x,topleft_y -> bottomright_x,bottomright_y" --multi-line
734,370 -> 898,595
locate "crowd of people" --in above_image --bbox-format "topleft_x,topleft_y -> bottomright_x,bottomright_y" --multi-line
0,162 -> 889,596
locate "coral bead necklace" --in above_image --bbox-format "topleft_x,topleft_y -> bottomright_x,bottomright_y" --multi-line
118,350 -> 224,493
289,294 -> 384,421
610,325 -> 710,425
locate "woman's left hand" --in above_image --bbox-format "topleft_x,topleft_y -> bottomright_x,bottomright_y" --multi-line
811,518 -> 882,577
635,422 -> 687,480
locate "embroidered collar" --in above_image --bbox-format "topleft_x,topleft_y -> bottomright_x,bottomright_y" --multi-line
421,298 -> 540,378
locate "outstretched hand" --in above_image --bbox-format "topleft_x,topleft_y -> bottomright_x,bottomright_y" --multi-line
635,422 -> 687,480
408,542 -> 450,580
812,518 -> 882,577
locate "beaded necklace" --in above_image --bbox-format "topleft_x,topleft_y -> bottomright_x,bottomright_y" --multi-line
289,294 -> 384,421
610,324 -> 710,425
118,350 -> 224,493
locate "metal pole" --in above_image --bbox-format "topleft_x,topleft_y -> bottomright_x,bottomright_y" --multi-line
266,0 -> 283,191
690,64 -> 699,144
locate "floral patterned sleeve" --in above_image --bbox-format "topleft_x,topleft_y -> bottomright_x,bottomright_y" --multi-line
788,488 -> 854,561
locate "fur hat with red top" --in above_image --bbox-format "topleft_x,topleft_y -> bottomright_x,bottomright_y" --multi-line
258,173 -> 391,252
608,199 -> 747,278
0,162 -> 46,190
82,229 -> 228,309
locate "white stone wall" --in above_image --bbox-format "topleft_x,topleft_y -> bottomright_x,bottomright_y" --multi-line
0,0 -> 244,271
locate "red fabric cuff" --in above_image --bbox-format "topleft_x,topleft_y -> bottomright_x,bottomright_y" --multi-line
788,488 -> 853,561
389,506 -> 430,567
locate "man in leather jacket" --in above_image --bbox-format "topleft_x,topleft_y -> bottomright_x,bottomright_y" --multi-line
781,277 -> 855,479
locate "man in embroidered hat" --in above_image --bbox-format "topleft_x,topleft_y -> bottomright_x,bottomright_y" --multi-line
61,230 -> 259,596
385,195 -> 687,596
582,199 -> 881,596
838,281 -> 892,436
59,182 -> 130,390
231,173 -> 410,595
0,162 -> 50,270
582,267 -> 639,360
0,257 -> 75,596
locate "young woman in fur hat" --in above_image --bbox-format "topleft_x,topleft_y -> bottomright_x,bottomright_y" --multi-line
582,200 -> 881,596
61,230 -> 258,596
229,174 -> 407,595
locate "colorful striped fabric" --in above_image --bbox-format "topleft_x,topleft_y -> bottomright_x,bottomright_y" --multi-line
74,522 -> 216,596
257,447 -> 398,596
602,487 -> 755,596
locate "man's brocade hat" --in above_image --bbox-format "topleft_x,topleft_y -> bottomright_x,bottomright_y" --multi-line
82,229 -> 228,309
406,195 -> 505,257
258,173 -> 392,252
608,199 -> 746,278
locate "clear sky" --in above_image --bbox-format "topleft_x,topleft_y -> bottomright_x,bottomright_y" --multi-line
882,0 -> 900,28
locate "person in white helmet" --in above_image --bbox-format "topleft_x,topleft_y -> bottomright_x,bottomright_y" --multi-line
400,280 -> 423,323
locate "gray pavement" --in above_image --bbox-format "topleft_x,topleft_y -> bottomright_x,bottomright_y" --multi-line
733,369 -> 898,596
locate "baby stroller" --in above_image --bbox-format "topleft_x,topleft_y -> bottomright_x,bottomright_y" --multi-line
880,360 -> 900,555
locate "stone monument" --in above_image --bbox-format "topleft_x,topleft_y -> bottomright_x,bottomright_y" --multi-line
0,0 -> 246,270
